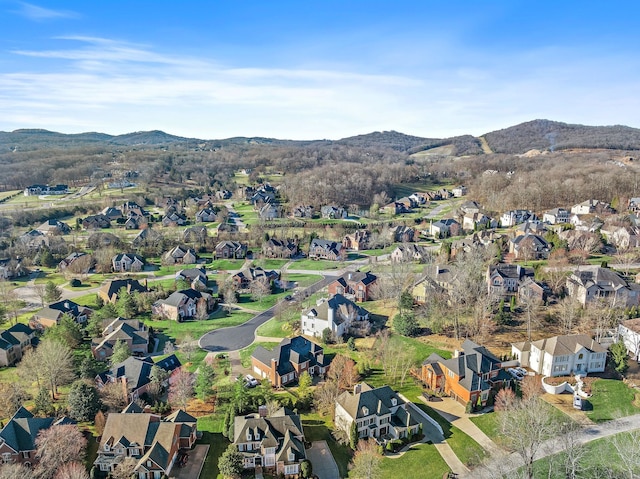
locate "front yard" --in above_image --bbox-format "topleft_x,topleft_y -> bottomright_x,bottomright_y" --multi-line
586,378 -> 640,422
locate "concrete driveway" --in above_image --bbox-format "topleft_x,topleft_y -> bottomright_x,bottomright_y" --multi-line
306,440 -> 339,479
170,444 -> 209,479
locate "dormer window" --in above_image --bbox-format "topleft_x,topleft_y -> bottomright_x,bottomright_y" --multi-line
247,432 -> 252,441
288,452 -> 295,462
255,431 -> 260,440
362,407 -> 369,416
391,398 -> 398,407
103,444 -> 110,452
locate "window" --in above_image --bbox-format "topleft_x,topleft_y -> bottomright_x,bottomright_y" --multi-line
284,465 -> 298,475
578,353 -> 584,360
2,453 -> 11,464
391,398 -> 397,407
288,452 -> 295,462
22,451 -> 29,459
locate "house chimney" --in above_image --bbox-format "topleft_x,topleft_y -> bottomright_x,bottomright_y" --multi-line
64,301 -> 70,309
354,384 -> 362,395
259,405 -> 268,417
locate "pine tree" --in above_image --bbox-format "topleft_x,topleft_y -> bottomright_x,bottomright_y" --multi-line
350,420 -> 359,450
110,340 -> 131,366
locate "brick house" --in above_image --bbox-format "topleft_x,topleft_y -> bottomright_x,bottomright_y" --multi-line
327,271 -> 377,302
0,324 -> 36,367
262,238 -> 299,258
308,239 -> 345,261
163,245 -> 198,265
152,289 -> 215,321
32,299 -> 92,328
91,318 -> 149,360
215,241 -> 247,259
251,336 -> 330,388
99,278 -> 148,304
112,253 -> 145,272
342,230 -> 370,251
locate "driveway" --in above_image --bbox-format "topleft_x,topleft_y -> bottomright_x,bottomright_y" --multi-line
306,440 -> 339,479
198,275 -> 336,352
170,444 -> 208,479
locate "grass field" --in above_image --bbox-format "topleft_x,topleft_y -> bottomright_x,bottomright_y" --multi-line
255,317 -> 293,338
288,259 -> 341,271
239,342 -> 279,368
380,441 -> 450,478
301,412 -> 353,478
586,379 -> 640,422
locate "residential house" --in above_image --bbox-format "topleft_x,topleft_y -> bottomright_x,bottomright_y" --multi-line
462,212 -> 494,232
569,214 -> 604,233
459,200 -> 481,215
518,277 -> 549,303
421,339 -> 511,406
0,407 -> 68,466
509,234 -> 550,260
152,289 -> 215,321
543,208 -> 570,224
123,214 -> 146,230
335,383 -> 420,441
320,205 -> 347,219
382,201 -> 412,215
82,214 -> 111,229
572,199 -> 614,215
99,278 -> 148,304
600,224 -> 640,249
232,267 -> 279,290
101,207 -> 123,220
23,184 -> 68,196
512,334 -> 607,377
262,238 -> 299,259
112,253 -> 145,272
233,407 -> 306,477
251,336 -> 330,387
0,324 -> 36,367
411,275 -> 442,304
215,241 -> 247,259
308,239 -> 345,261
92,318 -> 149,360
216,189 -> 232,200
566,265 -> 640,307
18,230 -> 49,249
132,228 -> 163,248
176,267 -> 209,291
195,207 -> 218,223
182,226 -> 208,243
32,300 -> 92,328
515,220 -> 546,237
486,263 -> 535,297
342,230 -> 370,251
291,205 -> 314,219
629,197 -> 640,213
96,355 -> 181,402
301,294 -> 370,339
450,231 -> 503,257
36,219 -> 71,235
390,225 -> 416,243
409,192 -> 429,206
163,245 -> 198,265
258,203 -> 279,221
217,222 -> 239,235
618,318 -> 640,360
94,405 -> 197,477
390,244 -> 431,263
430,219 -> 460,238
0,258 -> 26,280
500,210 -> 537,227
328,271 -> 378,302
161,212 -> 187,227
452,185 -> 468,197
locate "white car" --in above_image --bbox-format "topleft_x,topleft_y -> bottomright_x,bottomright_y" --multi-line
245,374 -> 259,388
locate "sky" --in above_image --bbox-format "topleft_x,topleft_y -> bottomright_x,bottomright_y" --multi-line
0,1 -> 639,140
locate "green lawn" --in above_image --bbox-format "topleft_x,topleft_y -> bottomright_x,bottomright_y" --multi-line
255,317 -> 292,338
380,441 -> 450,478
239,342 -> 279,368
388,334 -> 452,366
196,415 -> 230,479
251,259 -> 289,270
586,379 -> 640,422
285,273 -> 323,287
237,291 -> 290,312
301,413 -> 353,478
469,412 -> 500,441
288,259 -> 341,271
142,310 -> 254,343
207,259 -> 246,271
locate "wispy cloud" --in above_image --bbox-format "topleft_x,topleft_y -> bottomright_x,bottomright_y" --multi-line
12,2 -> 79,21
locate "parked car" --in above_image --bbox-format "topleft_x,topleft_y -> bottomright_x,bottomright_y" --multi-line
507,368 -> 525,381
245,374 -> 259,388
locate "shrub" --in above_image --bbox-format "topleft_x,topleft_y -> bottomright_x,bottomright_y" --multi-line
70,278 -> 82,287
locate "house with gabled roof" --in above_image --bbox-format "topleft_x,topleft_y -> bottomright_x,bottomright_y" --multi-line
112,253 -> 145,272
96,355 -> 181,402
152,289 -> 214,321
335,383 -> 420,441
342,230 -> 370,251
176,267 -> 209,291
195,207 -> 218,223
251,336 -> 330,388
320,205 -> 347,219
32,299 -> 92,328
390,243 -> 430,263
0,407 -> 71,466
328,271 -> 377,302
262,238 -> 299,259
509,234 -> 550,260
82,214 -> 111,229
486,263 -> 535,298
430,219 -> 459,238
233,407 -> 306,476
421,339 -> 511,407
543,207 -> 570,224
36,219 -> 71,235
215,241 -> 247,259
0,324 -> 36,367
308,239 -> 345,261
232,267 -> 279,290
301,294 -> 370,339
92,318 -> 149,360
132,228 -> 163,248
94,404 -> 197,477
99,278 -> 148,304
163,245 -> 197,265
18,230 -> 49,249
512,334 -> 607,377
566,265 -> 640,307
161,212 -> 187,227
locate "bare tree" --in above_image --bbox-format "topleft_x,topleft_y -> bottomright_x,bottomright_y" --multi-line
179,333 -> 196,362
314,380 -> 341,418
249,278 -> 271,302
608,429 -> 640,479
0,463 -> 34,479
99,382 -> 128,412
0,382 -> 29,418
557,297 -> 581,335
586,298 -> 622,342
20,338 -> 75,399
35,424 -> 87,479
168,368 -> 194,410
110,457 -> 138,479
54,462 -> 88,479
349,439 -> 383,479
327,355 -> 359,390
519,288 -> 542,341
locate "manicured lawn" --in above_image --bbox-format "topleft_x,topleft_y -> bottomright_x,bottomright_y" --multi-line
586,379 -> 640,422
73,292 -> 100,308
288,259 -> 341,271
142,310 -> 254,343
237,291 -> 290,312
380,441 -> 450,478
301,412 -> 352,478
207,259 -> 246,271
470,412 -> 500,441
447,425 -> 487,466
196,415 -> 230,479
388,333 -> 452,366
255,317 -> 292,338
286,273 -> 323,287
239,342 -> 279,368
251,259 -> 289,270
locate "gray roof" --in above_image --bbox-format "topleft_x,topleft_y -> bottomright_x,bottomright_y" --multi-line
0,407 -> 55,452
252,336 -> 329,377
336,384 -> 403,420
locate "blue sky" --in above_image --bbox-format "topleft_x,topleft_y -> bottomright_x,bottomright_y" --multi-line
0,1 -> 639,140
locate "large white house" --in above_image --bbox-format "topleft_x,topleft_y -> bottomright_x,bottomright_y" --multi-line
618,319 -> 640,360
301,294 -> 370,339
512,334 -> 607,377
335,383 -> 420,441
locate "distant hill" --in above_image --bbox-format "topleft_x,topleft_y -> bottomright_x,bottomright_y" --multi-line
2,119 -> 640,155
482,119 -> 640,154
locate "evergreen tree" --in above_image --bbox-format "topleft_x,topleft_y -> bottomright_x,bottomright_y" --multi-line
393,312 -> 419,337
44,281 -> 62,303
218,444 -> 243,478
33,388 -> 54,416
116,289 -> 136,318
109,340 -> 131,366
67,380 -> 101,421
195,362 -> 216,400
350,420 -> 359,450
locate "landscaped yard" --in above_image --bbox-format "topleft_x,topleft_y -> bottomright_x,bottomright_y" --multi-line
255,317 -> 292,338
239,342 -> 279,368
288,258 -> 341,271
196,415 -> 230,479
469,412 -> 500,441
301,412 -> 353,478
586,379 -> 640,422
380,441 -> 450,479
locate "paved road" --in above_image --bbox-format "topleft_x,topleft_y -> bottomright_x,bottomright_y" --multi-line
306,441 -> 340,479
198,274 -> 336,352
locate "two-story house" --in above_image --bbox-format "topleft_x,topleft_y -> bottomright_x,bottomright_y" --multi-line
308,239 -> 345,261
421,340 -> 511,407
195,207 -> 218,223
32,299 -> 92,328
500,210 -> 537,227
342,230 -> 371,251
251,336 -> 330,387
232,267 -> 279,290
486,263 -> 535,297
152,289 -> 215,321
233,407 -> 306,477
335,383 -> 420,441
327,271 -> 377,302
301,294 -> 370,339
91,318 -> 149,360
94,404 -> 197,477
112,253 -> 145,273
509,234 -> 550,260
0,324 -> 36,367
390,244 -> 431,263
566,265 -> 640,307
176,267 -> 209,291
99,278 -> 148,304
543,208 -> 570,224
163,245 -> 198,265
262,238 -> 299,258
512,334 -> 607,377
215,241 -> 248,260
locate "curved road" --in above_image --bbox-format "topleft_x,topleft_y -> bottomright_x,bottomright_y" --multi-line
198,274 -> 337,352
